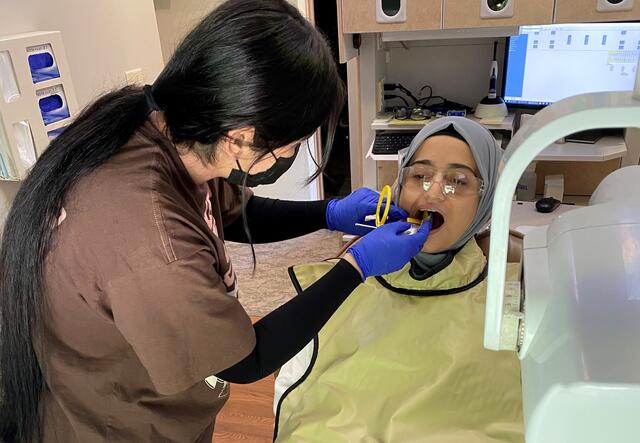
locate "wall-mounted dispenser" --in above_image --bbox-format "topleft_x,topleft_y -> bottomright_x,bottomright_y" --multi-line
0,31 -> 77,180
376,0 -> 407,24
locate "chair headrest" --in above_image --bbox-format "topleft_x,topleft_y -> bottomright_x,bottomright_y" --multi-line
475,229 -> 524,263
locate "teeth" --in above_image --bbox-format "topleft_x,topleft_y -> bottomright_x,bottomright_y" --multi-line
413,209 -> 440,220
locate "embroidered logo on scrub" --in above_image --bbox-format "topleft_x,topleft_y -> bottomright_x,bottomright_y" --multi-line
204,375 -> 230,398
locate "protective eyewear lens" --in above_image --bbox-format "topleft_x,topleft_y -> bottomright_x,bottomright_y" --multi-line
401,165 -> 484,197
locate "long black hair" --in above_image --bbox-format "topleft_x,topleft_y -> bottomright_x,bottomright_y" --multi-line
0,1 -> 344,441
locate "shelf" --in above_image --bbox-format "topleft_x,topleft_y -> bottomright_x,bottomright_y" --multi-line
367,141 -> 399,162
44,117 -> 71,132
33,77 -> 64,91
381,26 -> 520,43
371,113 -> 515,132
536,136 -> 626,162
367,135 -> 626,163
510,201 -> 582,231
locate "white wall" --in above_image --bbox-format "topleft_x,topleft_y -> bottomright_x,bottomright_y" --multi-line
154,0 -> 320,201
385,38 -> 506,109
0,0 -> 164,107
154,0 -> 219,63
0,0 -> 165,226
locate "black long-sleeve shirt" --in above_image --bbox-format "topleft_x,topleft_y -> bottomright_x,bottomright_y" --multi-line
217,196 -> 361,383
224,195 -> 330,244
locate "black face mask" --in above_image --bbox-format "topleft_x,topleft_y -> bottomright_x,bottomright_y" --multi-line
227,143 -> 300,187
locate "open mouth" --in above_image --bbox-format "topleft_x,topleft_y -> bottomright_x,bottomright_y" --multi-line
413,209 -> 445,231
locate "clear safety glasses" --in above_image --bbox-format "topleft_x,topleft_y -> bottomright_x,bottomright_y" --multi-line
400,164 -> 484,198
393,107 -> 431,121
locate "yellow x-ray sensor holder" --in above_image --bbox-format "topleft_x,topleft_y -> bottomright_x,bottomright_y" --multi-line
406,211 -> 431,225
375,185 -> 392,227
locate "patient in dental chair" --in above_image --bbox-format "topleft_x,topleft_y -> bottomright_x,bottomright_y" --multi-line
273,117 -> 524,443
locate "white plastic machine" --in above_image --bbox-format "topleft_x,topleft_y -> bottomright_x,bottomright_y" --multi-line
484,61 -> 640,441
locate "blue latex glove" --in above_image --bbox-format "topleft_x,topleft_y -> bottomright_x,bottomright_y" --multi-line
326,188 -> 409,236
347,219 -> 431,280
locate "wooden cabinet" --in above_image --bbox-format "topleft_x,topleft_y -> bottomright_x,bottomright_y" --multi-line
339,0 -> 640,35
443,0 -> 554,29
340,0 -> 441,33
336,0 -> 360,63
555,0 -> 640,23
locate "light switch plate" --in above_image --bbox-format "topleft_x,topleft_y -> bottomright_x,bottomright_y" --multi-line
597,0 -> 633,12
481,0 -> 515,19
125,68 -> 144,85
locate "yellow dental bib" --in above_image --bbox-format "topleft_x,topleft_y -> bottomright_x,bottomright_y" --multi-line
274,239 -> 523,443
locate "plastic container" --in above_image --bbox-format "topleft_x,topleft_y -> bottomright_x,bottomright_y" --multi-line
36,84 -> 70,125
47,125 -> 67,140
544,174 -> 564,201
13,120 -> 37,170
0,115 -> 16,179
26,44 -> 60,83
517,162 -> 537,201
0,50 -> 20,103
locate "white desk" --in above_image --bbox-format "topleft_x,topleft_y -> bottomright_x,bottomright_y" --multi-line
509,200 -> 581,230
368,135 -> 627,163
371,113 -> 516,132
535,136 -> 626,162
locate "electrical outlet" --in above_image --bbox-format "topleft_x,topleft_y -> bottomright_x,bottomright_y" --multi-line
125,68 -> 145,85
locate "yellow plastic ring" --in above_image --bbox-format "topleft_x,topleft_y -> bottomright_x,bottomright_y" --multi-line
375,185 -> 392,227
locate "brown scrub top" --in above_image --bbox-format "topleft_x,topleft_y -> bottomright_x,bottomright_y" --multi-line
37,118 -> 256,442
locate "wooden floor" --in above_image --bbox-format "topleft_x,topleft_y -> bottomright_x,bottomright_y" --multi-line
212,317 -> 276,442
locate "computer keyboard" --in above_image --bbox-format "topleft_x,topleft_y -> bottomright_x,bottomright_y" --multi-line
372,132 -> 417,155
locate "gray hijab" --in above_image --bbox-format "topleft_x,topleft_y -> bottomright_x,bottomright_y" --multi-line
393,117 -> 503,271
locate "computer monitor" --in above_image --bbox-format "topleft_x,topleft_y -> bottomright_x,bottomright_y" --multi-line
503,23 -> 640,107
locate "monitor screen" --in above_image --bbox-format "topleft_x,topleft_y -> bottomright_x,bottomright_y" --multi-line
503,23 -> 640,107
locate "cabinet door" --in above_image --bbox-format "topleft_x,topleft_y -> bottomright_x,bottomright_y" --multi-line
443,0 -> 554,29
555,0 -> 640,23
337,0 -> 360,63
341,0 -> 441,33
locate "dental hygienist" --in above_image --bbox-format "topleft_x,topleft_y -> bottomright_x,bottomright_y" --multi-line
0,1 -> 428,442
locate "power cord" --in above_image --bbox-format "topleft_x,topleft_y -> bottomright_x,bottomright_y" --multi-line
384,83 -> 419,107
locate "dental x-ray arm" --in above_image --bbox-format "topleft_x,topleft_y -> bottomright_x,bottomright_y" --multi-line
483,61 -> 640,351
